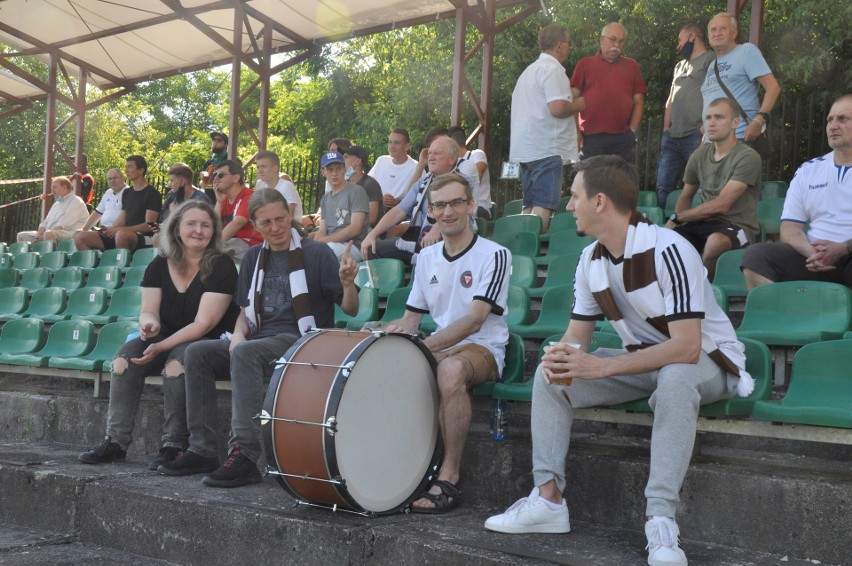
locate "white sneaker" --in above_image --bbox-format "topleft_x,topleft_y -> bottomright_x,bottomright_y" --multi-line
484,487 -> 570,534
645,516 -> 688,566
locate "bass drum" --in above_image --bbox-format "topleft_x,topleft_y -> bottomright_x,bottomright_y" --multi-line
262,329 -> 442,515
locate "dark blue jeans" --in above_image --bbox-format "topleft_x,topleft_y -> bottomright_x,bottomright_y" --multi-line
655,129 -> 703,208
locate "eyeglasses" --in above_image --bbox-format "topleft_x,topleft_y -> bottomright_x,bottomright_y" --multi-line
603,35 -> 626,45
213,138 -> 226,143
214,172 -> 229,179
428,198 -> 470,212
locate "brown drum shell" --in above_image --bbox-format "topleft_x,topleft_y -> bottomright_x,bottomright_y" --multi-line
262,330 -> 441,514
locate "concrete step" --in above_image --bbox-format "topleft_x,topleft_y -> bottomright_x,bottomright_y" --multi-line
0,442 -> 829,566
0,375 -> 849,564
0,522 -> 175,565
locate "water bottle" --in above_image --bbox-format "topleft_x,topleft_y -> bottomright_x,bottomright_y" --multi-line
491,399 -> 508,441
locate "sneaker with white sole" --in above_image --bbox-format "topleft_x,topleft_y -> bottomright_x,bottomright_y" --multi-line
484,487 -> 570,534
645,516 -> 688,566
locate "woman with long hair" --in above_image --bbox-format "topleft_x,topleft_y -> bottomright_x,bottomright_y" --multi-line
79,200 -> 239,470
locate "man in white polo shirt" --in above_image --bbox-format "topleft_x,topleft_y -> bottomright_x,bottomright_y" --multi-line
510,24 -> 585,232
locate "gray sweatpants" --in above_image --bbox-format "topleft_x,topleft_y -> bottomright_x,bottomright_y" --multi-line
531,348 -> 730,518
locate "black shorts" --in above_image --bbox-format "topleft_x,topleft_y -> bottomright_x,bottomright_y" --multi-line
98,230 -> 149,250
742,242 -> 852,286
674,220 -> 748,253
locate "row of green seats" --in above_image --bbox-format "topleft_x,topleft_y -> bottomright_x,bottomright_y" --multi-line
0,318 -> 138,371
0,247 -> 157,273
0,285 -> 141,323
0,265 -> 146,292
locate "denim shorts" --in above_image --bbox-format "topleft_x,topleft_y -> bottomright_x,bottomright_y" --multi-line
520,155 -> 563,211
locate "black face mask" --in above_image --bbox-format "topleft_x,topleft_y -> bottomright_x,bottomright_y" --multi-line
679,39 -> 695,61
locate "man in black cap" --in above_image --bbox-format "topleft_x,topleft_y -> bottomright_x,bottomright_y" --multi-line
201,131 -> 229,189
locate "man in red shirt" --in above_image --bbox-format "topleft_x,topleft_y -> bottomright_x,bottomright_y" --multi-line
571,22 -> 647,162
213,159 -> 263,262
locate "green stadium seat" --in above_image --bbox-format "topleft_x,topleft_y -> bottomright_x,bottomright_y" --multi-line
335,286 -> 379,329
0,318 -> 46,359
535,234 -> 594,267
510,285 -> 572,339
506,285 -> 530,327
475,217 -> 488,236
374,286 -> 411,327
31,240 -> 55,255
83,286 -> 142,324
699,338 -> 772,417
0,319 -> 95,367
48,320 -> 140,371
57,239 -> 77,253
125,247 -> 159,271
85,266 -> 122,291
420,313 -> 438,335
759,180 -> 788,201
613,337 -> 773,416
737,281 -> 852,346
0,268 -> 20,288
540,213 -> 577,243
20,287 -> 67,319
98,248 -> 132,270
13,251 -> 40,271
0,287 -> 30,321
355,258 -> 406,298
489,232 -> 540,258
473,333 -> 525,397
492,214 -> 543,238
68,250 -> 100,271
509,254 -> 537,289
20,267 -> 51,290
51,266 -> 86,290
0,253 -> 12,269
845,331 -> 852,340
757,197 -> 785,240
502,199 -> 523,217
751,340 -> 852,428
39,251 -> 69,272
8,242 -> 30,256
557,195 -> 570,213
529,253 -> 579,299
712,284 -> 729,314
122,265 -> 147,288
41,287 -> 109,324
712,248 -> 748,298
0,242 -> 6,254
637,191 -> 658,208
664,189 -> 683,217
637,206 -> 665,225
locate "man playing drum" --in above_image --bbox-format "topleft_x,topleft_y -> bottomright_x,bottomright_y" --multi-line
159,188 -> 359,487
384,172 -> 511,513
484,156 -> 753,566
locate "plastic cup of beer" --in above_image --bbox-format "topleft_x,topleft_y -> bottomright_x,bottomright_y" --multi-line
546,341 -> 581,386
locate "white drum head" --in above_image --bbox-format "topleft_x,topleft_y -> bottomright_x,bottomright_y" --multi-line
334,335 -> 439,512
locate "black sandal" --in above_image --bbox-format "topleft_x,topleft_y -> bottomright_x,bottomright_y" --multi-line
411,480 -> 462,514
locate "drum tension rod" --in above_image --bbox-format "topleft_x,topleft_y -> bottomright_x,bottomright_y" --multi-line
256,411 -> 338,435
274,361 -> 356,377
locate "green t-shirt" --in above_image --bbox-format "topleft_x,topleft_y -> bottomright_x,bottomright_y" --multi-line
683,142 -> 762,242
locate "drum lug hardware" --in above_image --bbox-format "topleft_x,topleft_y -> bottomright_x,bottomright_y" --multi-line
341,362 -> 355,378
325,416 -> 337,436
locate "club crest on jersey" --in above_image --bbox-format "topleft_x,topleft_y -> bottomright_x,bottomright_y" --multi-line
460,271 -> 473,288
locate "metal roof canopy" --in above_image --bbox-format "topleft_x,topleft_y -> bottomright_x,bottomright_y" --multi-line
0,0 -> 539,212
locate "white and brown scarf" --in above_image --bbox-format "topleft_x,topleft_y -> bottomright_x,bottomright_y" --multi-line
245,228 -> 315,337
588,212 -> 754,397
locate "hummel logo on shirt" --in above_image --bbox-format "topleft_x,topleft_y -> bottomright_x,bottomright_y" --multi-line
430,275 -> 439,284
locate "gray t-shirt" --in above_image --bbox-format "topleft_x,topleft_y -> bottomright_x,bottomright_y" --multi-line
237,238 -> 343,339
319,182 -> 370,246
669,51 -> 714,138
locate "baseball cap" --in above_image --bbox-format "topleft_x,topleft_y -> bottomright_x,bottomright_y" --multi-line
321,151 -> 345,167
210,131 -> 228,144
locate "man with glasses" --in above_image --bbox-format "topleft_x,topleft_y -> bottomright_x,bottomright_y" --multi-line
213,159 -> 262,262
369,128 -> 420,208
78,167 -> 128,232
571,22 -> 647,162
510,24 -> 584,233
383,172 -> 510,513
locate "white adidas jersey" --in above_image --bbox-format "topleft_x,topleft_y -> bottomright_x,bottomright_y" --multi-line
407,235 -> 510,372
